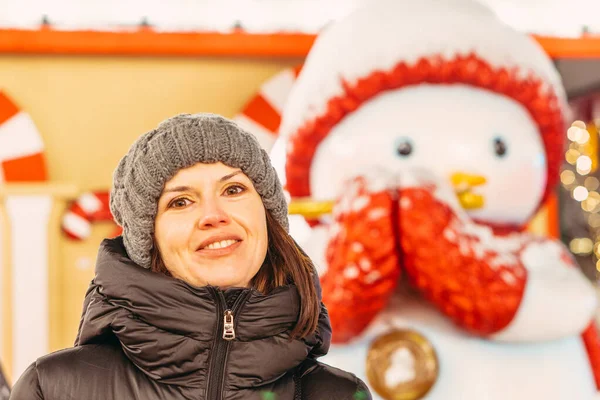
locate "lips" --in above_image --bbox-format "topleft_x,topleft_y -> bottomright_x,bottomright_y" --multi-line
197,234 -> 242,251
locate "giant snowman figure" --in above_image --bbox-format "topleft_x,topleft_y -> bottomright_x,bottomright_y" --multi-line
276,0 -> 600,399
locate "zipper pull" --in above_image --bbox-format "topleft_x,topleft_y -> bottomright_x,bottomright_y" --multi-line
223,310 -> 235,340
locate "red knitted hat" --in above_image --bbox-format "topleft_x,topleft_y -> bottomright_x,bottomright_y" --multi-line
279,0 -> 567,213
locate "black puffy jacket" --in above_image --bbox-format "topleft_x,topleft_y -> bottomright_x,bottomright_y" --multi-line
10,237 -> 371,400
0,365 -> 9,400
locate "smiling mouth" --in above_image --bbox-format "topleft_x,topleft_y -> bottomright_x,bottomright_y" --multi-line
203,239 -> 240,250
196,239 -> 242,257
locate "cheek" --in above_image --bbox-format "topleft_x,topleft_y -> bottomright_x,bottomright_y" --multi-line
253,208 -> 269,247
491,167 -> 544,199
257,214 -> 268,256
493,149 -> 547,196
477,152 -> 546,223
235,201 -> 268,256
154,215 -> 192,255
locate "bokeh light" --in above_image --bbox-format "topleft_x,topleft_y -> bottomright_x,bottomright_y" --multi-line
573,186 -> 589,201
585,176 -> 599,191
565,149 -> 580,164
570,238 -> 594,255
561,169 -> 576,185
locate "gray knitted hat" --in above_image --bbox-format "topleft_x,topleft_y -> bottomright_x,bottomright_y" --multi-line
110,113 -> 289,269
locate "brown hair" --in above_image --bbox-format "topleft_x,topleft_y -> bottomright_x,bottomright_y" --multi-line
150,209 -> 320,339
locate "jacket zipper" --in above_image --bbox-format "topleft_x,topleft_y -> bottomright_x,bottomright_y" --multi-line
206,288 -> 251,400
293,369 -> 302,400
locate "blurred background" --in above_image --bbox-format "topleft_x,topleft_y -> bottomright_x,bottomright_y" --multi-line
0,0 -> 600,399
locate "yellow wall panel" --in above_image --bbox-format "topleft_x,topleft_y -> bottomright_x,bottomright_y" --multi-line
0,55 -> 298,357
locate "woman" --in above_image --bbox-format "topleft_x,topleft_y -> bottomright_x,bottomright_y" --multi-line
10,113 -> 371,400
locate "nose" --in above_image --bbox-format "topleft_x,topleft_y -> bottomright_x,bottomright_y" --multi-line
450,172 -> 487,193
450,172 -> 487,210
197,198 -> 231,229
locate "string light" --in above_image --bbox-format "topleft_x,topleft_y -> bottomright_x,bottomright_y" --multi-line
577,155 -> 593,175
570,237 -> 594,255
565,149 -> 580,164
585,177 -> 599,191
573,186 -> 589,201
560,120 -> 600,274
561,170 -> 576,185
589,213 -> 600,228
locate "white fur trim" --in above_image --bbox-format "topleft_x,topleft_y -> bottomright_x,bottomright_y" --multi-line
492,241 -> 598,342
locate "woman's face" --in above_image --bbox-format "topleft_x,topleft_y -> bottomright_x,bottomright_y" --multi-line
154,162 -> 268,288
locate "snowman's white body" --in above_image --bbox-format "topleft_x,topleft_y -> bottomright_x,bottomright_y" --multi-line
320,289 -> 596,400
284,85 -> 599,399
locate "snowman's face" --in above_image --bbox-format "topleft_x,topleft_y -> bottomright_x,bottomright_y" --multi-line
309,85 -> 547,227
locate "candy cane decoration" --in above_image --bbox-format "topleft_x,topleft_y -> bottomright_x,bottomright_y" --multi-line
0,91 -> 49,381
232,65 -> 302,151
0,91 -> 47,183
61,191 -> 121,240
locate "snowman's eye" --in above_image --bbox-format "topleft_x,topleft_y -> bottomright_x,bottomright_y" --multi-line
493,137 -> 508,157
396,137 -> 414,157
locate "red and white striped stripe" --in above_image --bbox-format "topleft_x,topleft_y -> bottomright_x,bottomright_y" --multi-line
0,91 -> 47,183
232,65 -> 301,152
61,191 -> 121,240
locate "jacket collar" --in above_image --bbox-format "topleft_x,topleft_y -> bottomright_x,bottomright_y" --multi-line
75,237 -> 331,387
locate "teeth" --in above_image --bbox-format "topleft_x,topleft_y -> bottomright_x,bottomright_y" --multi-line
205,240 -> 237,250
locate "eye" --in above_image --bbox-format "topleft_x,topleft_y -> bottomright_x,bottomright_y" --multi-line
493,136 -> 508,157
168,198 -> 191,209
395,137 -> 414,157
224,184 -> 246,196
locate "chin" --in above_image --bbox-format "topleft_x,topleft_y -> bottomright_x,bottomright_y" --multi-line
207,280 -> 247,289
202,273 -> 247,289
187,262 -> 252,288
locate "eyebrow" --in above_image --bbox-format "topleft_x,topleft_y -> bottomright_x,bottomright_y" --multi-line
162,185 -> 195,194
219,170 -> 243,182
162,170 -> 244,194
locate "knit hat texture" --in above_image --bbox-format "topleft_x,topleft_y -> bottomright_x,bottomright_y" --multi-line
110,113 -> 289,268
